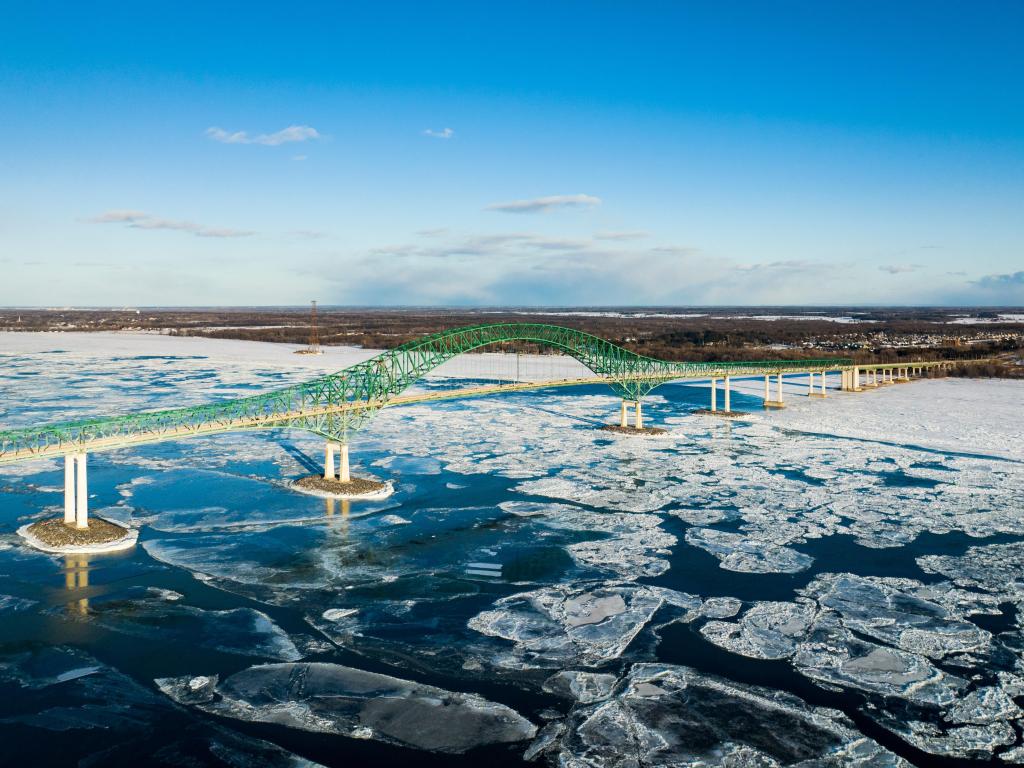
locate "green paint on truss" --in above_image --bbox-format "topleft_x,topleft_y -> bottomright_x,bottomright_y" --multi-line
0,323 -> 851,461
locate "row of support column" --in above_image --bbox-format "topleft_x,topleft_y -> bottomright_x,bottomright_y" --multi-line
323,442 -> 351,483
642,361 -> 945,424
847,364 -> 950,389
710,374 -> 789,412
63,453 -> 89,529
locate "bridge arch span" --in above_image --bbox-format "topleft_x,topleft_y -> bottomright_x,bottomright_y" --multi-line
0,323 -> 851,461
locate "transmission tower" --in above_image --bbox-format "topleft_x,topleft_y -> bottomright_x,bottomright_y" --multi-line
295,300 -> 324,355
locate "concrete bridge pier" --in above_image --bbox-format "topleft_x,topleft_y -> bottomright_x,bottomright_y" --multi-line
323,442 -> 351,482
808,371 -> 826,399
75,453 -> 88,529
841,368 -> 861,392
709,378 -> 717,412
765,372 -> 786,409
723,376 -> 731,413
339,443 -> 350,483
62,453 -> 89,529
620,400 -> 629,427
64,455 -> 75,524
323,442 -> 336,480
62,453 -> 89,528
634,401 -> 643,430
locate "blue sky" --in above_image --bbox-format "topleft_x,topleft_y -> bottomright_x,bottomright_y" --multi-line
1,1 -> 1022,306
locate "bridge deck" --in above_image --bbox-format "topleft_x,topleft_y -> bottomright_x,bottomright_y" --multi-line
0,363 -> 952,465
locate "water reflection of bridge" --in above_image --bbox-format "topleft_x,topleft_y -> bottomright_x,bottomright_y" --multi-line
63,555 -> 90,615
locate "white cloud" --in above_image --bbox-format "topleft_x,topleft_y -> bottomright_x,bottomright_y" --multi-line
88,210 -> 253,238
878,264 -> 922,274
205,125 -> 321,146
595,230 -> 648,241
486,194 -> 602,214
423,127 -> 454,139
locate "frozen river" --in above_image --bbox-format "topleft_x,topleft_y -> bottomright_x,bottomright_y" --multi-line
2,332 -> 1024,766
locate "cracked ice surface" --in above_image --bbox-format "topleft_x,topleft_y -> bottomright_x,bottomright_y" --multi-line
699,572 -> 1024,758
156,662 -> 537,753
917,541 -> 1024,600
468,582 -> 701,669
549,663 -> 907,767
685,527 -> 814,573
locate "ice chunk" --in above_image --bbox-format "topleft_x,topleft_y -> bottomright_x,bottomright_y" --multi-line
543,670 -> 618,703
499,500 -> 676,579
699,596 -> 742,619
686,527 -> 814,574
701,601 -> 817,660
468,583 -> 670,667
85,593 -> 302,661
804,574 -> 992,659
917,541 -> 1024,601
523,720 -> 565,761
556,663 -> 907,766
946,686 -> 1023,726
883,718 -> 1018,759
794,623 -> 965,707
321,607 -> 358,621
157,662 -> 536,754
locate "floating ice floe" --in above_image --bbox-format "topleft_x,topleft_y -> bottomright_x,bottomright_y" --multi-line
685,527 -> 814,574
0,645 -> 320,766
698,572 -> 1024,759
917,541 -> 1024,601
545,663 -> 908,766
701,600 -> 816,659
542,670 -> 618,704
468,582 -> 700,668
83,590 -> 302,661
157,662 -> 536,754
498,501 -> 675,579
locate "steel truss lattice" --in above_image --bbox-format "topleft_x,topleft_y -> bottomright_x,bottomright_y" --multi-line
0,323 -> 851,462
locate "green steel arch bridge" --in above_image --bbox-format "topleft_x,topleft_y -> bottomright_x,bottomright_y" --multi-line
3,322 -> 956,532
0,323 -> 854,467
